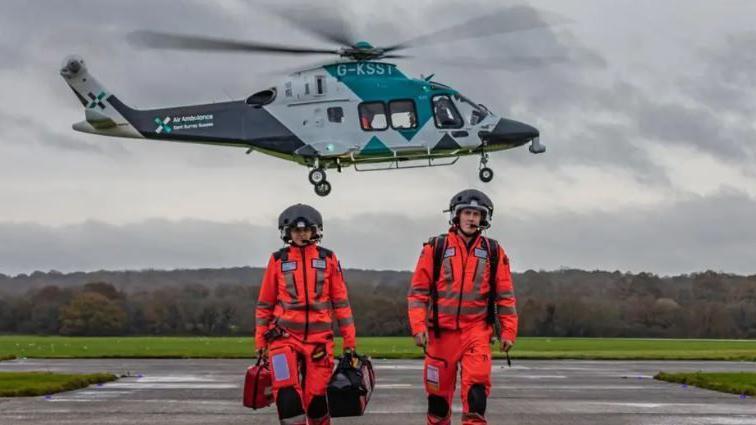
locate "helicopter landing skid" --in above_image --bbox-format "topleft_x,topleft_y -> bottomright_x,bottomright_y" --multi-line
353,156 -> 460,172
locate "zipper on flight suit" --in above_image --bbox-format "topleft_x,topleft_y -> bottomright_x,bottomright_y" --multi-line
300,246 -> 310,340
456,236 -> 479,329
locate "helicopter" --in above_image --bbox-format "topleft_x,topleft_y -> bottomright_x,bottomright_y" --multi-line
60,6 -> 550,196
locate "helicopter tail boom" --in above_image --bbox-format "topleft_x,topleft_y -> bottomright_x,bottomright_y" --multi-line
60,55 -> 143,139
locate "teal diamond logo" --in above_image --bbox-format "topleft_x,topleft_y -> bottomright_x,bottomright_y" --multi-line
154,116 -> 172,134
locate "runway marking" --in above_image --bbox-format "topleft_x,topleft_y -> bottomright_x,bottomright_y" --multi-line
374,365 -> 424,370
375,384 -> 414,388
492,385 -> 648,390
136,375 -> 222,383
105,382 -> 237,389
516,375 -> 567,379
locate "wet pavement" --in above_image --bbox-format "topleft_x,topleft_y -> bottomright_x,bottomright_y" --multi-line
1,359 -> 754,424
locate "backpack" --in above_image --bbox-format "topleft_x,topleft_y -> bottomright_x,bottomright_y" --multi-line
427,234 -> 500,338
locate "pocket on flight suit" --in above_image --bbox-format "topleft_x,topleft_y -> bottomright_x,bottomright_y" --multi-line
424,356 -> 453,395
270,345 -> 300,389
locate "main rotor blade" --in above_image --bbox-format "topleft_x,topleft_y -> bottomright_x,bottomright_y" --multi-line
128,30 -> 339,55
429,55 -> 570,71
381,54 -> 413,59
266,5 -> 356,47
384,5 -> 568,52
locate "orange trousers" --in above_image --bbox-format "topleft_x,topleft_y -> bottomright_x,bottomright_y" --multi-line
424,323 -> 493,425
269,332 -> 334,425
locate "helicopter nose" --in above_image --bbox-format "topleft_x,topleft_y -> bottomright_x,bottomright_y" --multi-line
478,118 -> 539,146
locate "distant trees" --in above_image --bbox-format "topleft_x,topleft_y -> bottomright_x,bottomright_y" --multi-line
59,292 -> 127,336
0,269 -> 755,338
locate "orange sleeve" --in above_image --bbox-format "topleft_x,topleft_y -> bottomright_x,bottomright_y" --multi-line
408,243 -> 433,336
329,254 -> 356,350
255,254 -> 278,349
495,246 -> 518,342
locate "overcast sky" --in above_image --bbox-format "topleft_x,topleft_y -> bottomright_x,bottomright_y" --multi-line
0,0 -> 754,276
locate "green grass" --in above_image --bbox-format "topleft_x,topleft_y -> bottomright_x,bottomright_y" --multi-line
655,372 -> 756,396
0,355 -> 15,361
0,336 -> 754,360
0,372 -> 117,397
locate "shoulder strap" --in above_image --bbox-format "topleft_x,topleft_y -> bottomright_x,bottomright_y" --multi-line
316,246 -> 333,259
483,237 -> 500,327
273,247 -> 289,262
430,234 -> 447,338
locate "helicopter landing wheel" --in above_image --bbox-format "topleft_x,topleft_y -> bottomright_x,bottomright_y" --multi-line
309,168 -> 327,185
479,167 -> 494,183
314,180 -> 332,197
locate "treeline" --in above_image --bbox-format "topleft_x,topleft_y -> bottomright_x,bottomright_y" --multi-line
0,269 -> 755,338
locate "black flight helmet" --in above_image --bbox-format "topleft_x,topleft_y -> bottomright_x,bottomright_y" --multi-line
278,203 -> 323,243
448,189 -> 494,230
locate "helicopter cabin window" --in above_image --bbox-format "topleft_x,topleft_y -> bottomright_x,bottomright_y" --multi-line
432,95 -> 463,129
327,107 -> 344,123
304,82 -> 310,96
358,102 -> 388,131
315,75 -> 326,95
389,100 -> 417,129
284,82 -> 292,97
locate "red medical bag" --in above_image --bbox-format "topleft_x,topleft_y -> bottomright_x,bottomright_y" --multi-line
243,356 -> 273,409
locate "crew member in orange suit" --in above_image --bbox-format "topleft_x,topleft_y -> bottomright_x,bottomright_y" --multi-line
408,189 -> 518,425
256,203 -> 357,425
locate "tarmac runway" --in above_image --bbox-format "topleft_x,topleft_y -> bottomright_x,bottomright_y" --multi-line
1,358 -> 754,424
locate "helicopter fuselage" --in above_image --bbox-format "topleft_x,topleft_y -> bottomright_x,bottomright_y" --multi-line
62,56 -> 542,194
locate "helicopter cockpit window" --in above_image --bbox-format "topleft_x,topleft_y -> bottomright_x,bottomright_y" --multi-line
455,94 -> 489,125
389,100 -> 417,129
432,95 -> 463,129
327,107 -> 344,123
246,88 -> 277,106
358,102 -> 388,131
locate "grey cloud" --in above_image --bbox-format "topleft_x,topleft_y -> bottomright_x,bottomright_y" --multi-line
2,190 -> 755,276
684,31 -> 756,115
0,110 -> 127,156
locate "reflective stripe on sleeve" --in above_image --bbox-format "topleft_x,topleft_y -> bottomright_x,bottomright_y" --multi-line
331,299 -> 350,309
256,301 -> 274,310
408,286 -> 430,297
337,316 -> 355,327
408,300 -> 428,309
497,305 -> 517,315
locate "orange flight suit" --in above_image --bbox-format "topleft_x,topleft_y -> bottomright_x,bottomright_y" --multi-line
408,230 -> 517,425
256,243 -> 356,425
